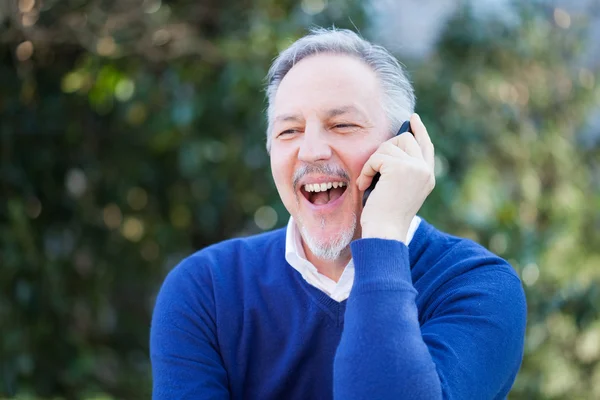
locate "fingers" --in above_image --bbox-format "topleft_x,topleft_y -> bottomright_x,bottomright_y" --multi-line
409,113 -> 435,171
391,130 -> 423,161
356,153 -> 396,191
356,114 -> 435,191
377,140 -> 412,159
357,133 -> 420,191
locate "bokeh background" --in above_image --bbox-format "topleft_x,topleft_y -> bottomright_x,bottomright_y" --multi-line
1,0 -> 599,398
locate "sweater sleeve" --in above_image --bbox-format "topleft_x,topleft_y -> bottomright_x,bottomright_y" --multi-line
150,257 -> 230,399
333,239 -> 526,400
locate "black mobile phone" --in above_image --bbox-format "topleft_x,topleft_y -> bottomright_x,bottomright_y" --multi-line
361,120 -> 413,207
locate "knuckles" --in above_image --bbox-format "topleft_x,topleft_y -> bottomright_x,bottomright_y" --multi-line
389,160 -> 435,191
379,141 -> 397,153
369,139 -> 436,193
426,173 -> 436,192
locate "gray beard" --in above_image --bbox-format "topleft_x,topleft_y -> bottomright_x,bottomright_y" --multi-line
292,162 -> 355,261
298,212 -> 357,261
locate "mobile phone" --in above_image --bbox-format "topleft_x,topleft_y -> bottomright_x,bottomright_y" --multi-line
361,120 -> 413,207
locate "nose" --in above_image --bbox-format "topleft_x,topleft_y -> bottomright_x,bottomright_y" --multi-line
298,123 -> 332,162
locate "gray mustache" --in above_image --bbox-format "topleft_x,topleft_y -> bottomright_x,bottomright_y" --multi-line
292,164 -> 350,190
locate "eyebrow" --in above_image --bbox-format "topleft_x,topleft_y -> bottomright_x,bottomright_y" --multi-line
273,105 -> 367,124
273,114 -> 303,123
325,105 -> 366,120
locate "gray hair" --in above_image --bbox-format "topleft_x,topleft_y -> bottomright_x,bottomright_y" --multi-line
264,27 -> 415,151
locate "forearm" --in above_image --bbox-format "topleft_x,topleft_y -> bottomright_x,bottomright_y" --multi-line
333,239 -> 442,400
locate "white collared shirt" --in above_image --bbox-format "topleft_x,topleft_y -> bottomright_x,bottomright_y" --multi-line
285,216 -> 421,302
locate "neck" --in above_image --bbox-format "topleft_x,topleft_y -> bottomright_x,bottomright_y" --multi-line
302,242 -> 352,282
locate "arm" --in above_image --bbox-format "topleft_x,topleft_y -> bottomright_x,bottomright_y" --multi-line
333,239 -> 526,399
150,258 -> 230,399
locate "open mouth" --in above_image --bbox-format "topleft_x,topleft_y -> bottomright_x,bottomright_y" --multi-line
300,181 -> 348,205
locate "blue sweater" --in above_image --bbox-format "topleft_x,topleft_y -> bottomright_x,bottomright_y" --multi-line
150,219 -> 526,399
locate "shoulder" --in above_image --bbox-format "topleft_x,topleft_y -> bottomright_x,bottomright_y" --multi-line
159,227 -> 287,295
185,227 -> 285,267
412,219 -> 526,317
412,219 -> 520,284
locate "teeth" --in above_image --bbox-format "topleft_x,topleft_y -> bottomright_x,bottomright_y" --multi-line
303,181 -> 347,192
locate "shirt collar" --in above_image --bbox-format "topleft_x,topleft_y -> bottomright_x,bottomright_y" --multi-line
285,216 -> 320,272
284,215 -> 421,302
285,215 -> 422,267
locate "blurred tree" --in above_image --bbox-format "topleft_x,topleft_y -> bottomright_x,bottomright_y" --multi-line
412,3 -> 600,399
0,0 -> 367,398
0,0 -> 598,399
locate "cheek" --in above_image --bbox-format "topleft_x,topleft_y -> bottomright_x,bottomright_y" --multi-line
270,151 -> 295,200
344,144 -> 380,180
270,157 -> 285,187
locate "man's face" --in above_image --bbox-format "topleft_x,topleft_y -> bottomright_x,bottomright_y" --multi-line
269,53 -> 389,259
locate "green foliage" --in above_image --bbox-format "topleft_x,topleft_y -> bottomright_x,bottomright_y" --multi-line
412,5 -> 600,398
1,0 -> 599,398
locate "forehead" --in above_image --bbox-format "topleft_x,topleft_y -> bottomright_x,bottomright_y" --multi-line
272,53 -> 383,118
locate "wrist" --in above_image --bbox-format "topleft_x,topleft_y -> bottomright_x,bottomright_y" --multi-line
361,224 -> 409,244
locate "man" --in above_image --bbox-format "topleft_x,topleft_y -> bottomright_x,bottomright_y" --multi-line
150,28 -> 527,399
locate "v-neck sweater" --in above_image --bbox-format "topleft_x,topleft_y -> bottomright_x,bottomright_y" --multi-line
150,219 -> 527,399
283,215 -> 422,302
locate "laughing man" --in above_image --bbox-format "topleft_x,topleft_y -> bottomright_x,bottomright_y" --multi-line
150,28 -> 527,399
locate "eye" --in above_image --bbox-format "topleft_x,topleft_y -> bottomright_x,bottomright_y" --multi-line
332,124 -> 358,130
277,129 -> 298,137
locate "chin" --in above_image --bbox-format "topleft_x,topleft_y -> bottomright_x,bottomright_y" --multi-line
298,213 -> 358,261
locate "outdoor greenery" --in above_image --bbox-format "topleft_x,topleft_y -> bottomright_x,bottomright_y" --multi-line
1,0 -> 599,399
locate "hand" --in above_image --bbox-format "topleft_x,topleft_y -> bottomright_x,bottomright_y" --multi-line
356,113 -> 435,243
